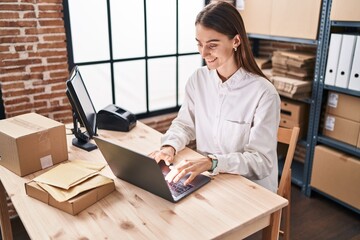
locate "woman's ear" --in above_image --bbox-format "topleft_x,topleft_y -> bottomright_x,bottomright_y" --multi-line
233,34 -> 241,49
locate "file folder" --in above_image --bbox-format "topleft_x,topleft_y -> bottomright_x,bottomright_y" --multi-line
348,36 -> 360,91
335,34 -> 356,88
324,34 -> 342,86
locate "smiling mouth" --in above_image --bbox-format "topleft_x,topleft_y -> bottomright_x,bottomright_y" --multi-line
206,58 -> 217,63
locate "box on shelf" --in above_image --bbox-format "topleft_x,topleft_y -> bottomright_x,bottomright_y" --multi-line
272,50 -> 316,81
239,0 -> 272,35
270,0 -> 322,40
270,76 -> 312,99
323,114 -> 360,146
330,0 -> 360,22
281,99 -> 309,124
25,179 -> 115,215
311,145 -> 360,210
0,113 -> 68,176
240,0 -> 321,40
326,91 -> 360,122
279,118 -> 307,139
255,57 -> 272,70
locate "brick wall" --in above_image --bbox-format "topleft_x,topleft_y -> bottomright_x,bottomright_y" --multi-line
0,0 -> 72,123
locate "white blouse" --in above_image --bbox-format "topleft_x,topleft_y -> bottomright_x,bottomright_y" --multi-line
161,66 -> 281,192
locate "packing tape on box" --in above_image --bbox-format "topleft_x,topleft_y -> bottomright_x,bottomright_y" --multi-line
37,130 -> 53,169
8,117 -> 54,168
8,117 -> 45,131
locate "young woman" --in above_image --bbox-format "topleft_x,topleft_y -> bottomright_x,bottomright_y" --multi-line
149,1 -> 280,192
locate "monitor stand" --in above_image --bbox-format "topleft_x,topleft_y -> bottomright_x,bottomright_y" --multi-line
72,138 -> 97,151
71,112 -> 97,151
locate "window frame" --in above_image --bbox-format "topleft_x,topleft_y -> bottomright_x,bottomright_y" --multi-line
63,0 -> 205,119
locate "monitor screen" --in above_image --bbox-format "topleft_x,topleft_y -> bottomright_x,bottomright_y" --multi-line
66,66 -> 97,139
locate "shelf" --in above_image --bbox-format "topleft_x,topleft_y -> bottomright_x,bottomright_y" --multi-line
310,187 -> 360,214
248,33 -> 318,45
317,135 -> 360,158
331,21 -> 360,28
278,158 -> 304,187
323,84 -> 360,97
279,95 -> 313,104
298,139 -> 308,146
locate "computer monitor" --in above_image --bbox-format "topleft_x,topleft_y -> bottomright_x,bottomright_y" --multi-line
66,66 -> 97,151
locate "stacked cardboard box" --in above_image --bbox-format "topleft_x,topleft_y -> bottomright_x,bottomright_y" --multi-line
271,50 -> 316,99
271,76 -> 312,99
323,91 -> 360,147
272,50 -> 315,80
311,145 -> 360,210
279,98 -> 309,139
0,113 -> 68,176
255,57 -> 273,79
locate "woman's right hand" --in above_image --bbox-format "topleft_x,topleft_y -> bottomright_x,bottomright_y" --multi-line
148,145 -> 176,166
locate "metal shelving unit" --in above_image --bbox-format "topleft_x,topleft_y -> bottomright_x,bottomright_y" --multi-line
317,135 -> 360,157
248,0 -> 331,192
305,0 -> 360,213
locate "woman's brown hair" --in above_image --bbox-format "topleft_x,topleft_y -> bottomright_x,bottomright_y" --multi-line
195,1 -> 268,80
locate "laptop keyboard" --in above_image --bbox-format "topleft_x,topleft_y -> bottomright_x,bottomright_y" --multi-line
167,181 -> 193,197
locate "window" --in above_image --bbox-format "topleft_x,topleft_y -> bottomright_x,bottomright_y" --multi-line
64,0 -> 204,118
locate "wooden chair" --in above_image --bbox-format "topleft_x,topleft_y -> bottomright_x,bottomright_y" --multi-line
263,126 -> 300,240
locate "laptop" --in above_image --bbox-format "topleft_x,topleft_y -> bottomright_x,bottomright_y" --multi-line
94,137 -> 211,203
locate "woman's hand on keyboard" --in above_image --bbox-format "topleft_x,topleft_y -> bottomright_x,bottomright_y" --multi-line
165,157 -> 212,186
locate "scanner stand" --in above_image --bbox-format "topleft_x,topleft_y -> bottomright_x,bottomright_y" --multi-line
72,112 -> 97,151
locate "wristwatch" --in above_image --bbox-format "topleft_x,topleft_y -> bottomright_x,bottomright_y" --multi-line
208,154 -> 218,172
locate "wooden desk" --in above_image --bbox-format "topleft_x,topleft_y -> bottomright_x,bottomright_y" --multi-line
0,122 -> 287,239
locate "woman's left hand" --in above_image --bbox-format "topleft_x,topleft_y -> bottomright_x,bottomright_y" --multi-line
165,157 -> 212,185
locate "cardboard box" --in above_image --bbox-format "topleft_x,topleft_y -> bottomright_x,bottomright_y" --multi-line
330,0 -> 360,21
281,99 -> 309,123
311,145 -> 360,210
0,113 -> 68,176
326,91 -> 360,122
25,180 -> 115,215
270,0 -> 322,40
323,114 -> 360,146
270,76 -> 312,99
240,0 -> 322,40
239,0 -> 272,35
279,118 -> 307,139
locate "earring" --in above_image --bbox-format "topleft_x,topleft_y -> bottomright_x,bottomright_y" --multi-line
234,47 -> 237,52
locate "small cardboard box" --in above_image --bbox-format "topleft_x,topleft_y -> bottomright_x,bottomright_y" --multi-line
0,113 -> 68,176
239,0 -> 272,35
281,99 -> 309,123
326,91 -> 360,122
270,0 -> 322,40
279,118 -> 307,139
311,145 -> 360,210
323,114 -> 360,146
25,180 -> 115,215
330,0 -> 360,22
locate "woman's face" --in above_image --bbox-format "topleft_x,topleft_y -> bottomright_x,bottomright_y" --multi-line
195,24 -> 239,72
